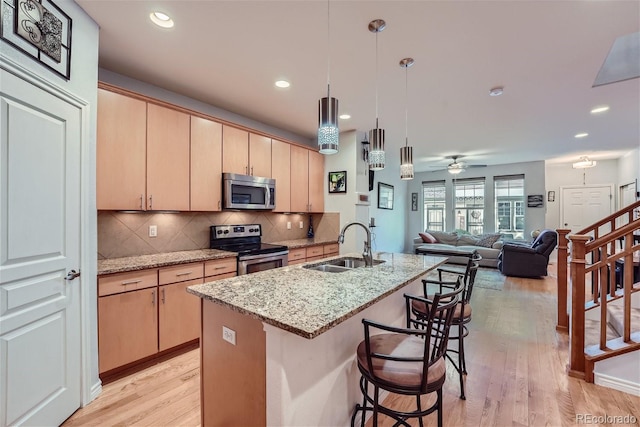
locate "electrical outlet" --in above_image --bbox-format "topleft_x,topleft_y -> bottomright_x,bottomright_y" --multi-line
222,326 -> 236,345
149,225 -> 157,237
287,221 -> 291,230
299,221 -> 304,229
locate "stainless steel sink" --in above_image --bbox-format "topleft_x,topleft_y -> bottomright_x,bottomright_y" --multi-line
303,257 -> 385,273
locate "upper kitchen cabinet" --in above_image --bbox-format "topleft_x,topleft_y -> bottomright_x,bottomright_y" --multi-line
290,146 -> 325,213
146,104 -> 191,211
191,116 -> 223,211
271,139 -> 290,212
222,126 -> 272,177
97,89 -> 147,210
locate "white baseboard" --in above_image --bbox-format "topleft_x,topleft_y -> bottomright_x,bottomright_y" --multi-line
594,373 -> 640,396
87,380 -> 103,406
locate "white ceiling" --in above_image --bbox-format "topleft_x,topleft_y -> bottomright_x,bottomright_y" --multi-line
77,0 -> 640,172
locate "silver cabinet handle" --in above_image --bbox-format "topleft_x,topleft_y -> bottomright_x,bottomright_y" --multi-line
65,269 -> 81,281
152,290 -> 156,305
218,200 -> 221,210
149,195 -> 153,210
213,266 -> 226,270
245,166 -> 248,174
176,271 -> 192,276
140,194 -> 143,210
251,166 -> 254,175
161,288 -> 165,304
121,279 -> 142,285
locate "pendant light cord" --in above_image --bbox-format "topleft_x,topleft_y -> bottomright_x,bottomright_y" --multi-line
375,29 -> 379,128
404,63 -> 408,148
326,0 -> 331,101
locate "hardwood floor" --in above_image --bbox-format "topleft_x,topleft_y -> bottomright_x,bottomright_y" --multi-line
63,264 -> 639,426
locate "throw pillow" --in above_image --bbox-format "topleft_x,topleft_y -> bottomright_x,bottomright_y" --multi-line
458,234 -> 480,246
477,233 -> 501,248
418,232 -> 437,243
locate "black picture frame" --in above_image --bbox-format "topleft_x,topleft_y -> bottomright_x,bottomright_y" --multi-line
411,192 -> 418,211
328,171 -> 347,193
0,0 -> 73,80
378,182 -> 394,210
528,194 -> 544,208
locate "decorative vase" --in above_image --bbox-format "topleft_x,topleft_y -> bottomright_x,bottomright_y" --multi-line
307,215 -> 314,238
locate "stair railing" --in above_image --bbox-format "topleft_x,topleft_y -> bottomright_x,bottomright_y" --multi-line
556,200 -> 640,332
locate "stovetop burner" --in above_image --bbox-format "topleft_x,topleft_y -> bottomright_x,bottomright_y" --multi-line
210,224 -> 288,257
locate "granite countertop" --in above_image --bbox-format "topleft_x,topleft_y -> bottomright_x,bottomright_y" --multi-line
187,252 -> 447,339
268,237 -> 339,249
97,249 -> 236,276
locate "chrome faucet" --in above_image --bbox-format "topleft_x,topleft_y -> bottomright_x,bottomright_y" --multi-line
338,221 -> 373,267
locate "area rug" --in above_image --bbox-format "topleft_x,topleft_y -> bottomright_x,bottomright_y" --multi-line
425,266 -> 505,291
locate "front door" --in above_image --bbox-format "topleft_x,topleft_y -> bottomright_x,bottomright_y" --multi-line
561,185 -> 614,233
0,69 -> 82,426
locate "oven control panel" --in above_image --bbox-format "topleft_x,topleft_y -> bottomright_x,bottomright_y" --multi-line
211,224 -> 262,239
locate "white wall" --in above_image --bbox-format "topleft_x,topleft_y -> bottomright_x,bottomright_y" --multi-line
1,0 -> 100,404
617,148 -> 640,203
406,161 -> 546,251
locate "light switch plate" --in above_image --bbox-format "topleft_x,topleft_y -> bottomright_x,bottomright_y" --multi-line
287,221 -> 291,230
299,221 -> 304,229
149,225 -> 157,237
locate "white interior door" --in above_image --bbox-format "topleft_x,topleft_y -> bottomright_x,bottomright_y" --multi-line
561,185 -> 614,234
0,69 -> 82,426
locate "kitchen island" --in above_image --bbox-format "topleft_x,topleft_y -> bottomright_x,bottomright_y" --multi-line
187,252 -> 447,426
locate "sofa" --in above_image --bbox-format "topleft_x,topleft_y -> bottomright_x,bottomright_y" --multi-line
497,229 -> 557,277
413,230 -> 504,268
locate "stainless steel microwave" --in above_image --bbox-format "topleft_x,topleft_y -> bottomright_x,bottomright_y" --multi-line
223,173 -> 275,210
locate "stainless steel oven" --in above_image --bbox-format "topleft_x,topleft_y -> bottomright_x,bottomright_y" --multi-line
210,224 -> 288,275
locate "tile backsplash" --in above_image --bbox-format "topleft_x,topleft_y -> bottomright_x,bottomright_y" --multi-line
98,211 -> 340,259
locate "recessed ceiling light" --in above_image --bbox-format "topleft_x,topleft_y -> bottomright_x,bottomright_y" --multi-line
590,105 -> 610,114
339,114 -> 351,120
489,86 -> 504,96
574,132 -> 589,138
150,11 -> 174,28
275,80 -> 290,88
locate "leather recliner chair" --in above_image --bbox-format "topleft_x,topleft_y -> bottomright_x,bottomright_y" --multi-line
497,229 -> 558,277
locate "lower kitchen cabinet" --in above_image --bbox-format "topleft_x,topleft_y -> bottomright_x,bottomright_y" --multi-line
98,287 -> 158,373
159,277 -> 202,351
287,244 -> 340,265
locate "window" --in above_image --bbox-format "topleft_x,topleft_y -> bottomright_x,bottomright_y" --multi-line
494,175 -> 525,239
454,178 -> 485,235
422,180 -> 446,231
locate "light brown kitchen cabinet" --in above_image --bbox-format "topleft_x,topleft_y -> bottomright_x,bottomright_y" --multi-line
96,89 -> 147,210
323,243 -> 339,256
191,116 -> 223,211
288,248 -> 306,265
159,277 -> 203,351
249,133 -> 272,177
146,103 -> 191,211
222,126 -> 249,175
204,258 -> 238,277
271,139 -> 291,212
98,286 -> 158,373
290,146 -> 325,213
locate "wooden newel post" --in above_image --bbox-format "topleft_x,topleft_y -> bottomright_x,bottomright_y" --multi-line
568,234 -> 590,380
556,229 -> 571,333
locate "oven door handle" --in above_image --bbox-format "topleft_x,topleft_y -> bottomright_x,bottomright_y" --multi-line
238,250 -> 289,262
264,184 -> 271,209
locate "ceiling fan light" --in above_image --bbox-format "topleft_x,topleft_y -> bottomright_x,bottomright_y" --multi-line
448,166 -> 464,175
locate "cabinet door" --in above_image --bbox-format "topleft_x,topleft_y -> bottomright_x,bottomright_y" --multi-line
222,126 -> 249,175
159,278 -> 203,351
98,288 -> 158,373
191,116 -> 222,211
290,145 -> 309,212
271,139 -> 291,212
249,133 -> 272,177
96,89 -> 147,210
308,150 -> 324,213
147,104 -> 190,210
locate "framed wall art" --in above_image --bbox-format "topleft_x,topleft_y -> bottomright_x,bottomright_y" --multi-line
411,192 -> 418,211
0,0 -> 72,80
527,194 -> 544,208
328,171 -> 347,193
378,182 -> 394,210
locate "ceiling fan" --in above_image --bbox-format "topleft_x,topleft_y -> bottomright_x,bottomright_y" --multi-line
429,155 -> 487,174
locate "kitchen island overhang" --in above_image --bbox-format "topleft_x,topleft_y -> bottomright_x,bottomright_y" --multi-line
188,252 -> 447,426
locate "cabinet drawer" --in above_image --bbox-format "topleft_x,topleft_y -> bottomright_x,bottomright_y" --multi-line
99,269 -> 158,297
159,262 -> 204,285
288,248 -> 306,262
306,255 -> 324,262
204,271 -> 237,282
306,246 -> 323,258
204,258 -> 237,277
288,258 -> 306,266
324,243 -> 339,255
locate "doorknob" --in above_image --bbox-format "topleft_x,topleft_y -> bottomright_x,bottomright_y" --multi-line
65,269 -> 81,281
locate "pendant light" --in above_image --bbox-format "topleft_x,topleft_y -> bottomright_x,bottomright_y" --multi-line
399,57 -> 414,180
368,19 -> 386,170
317,0 -> 339,155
